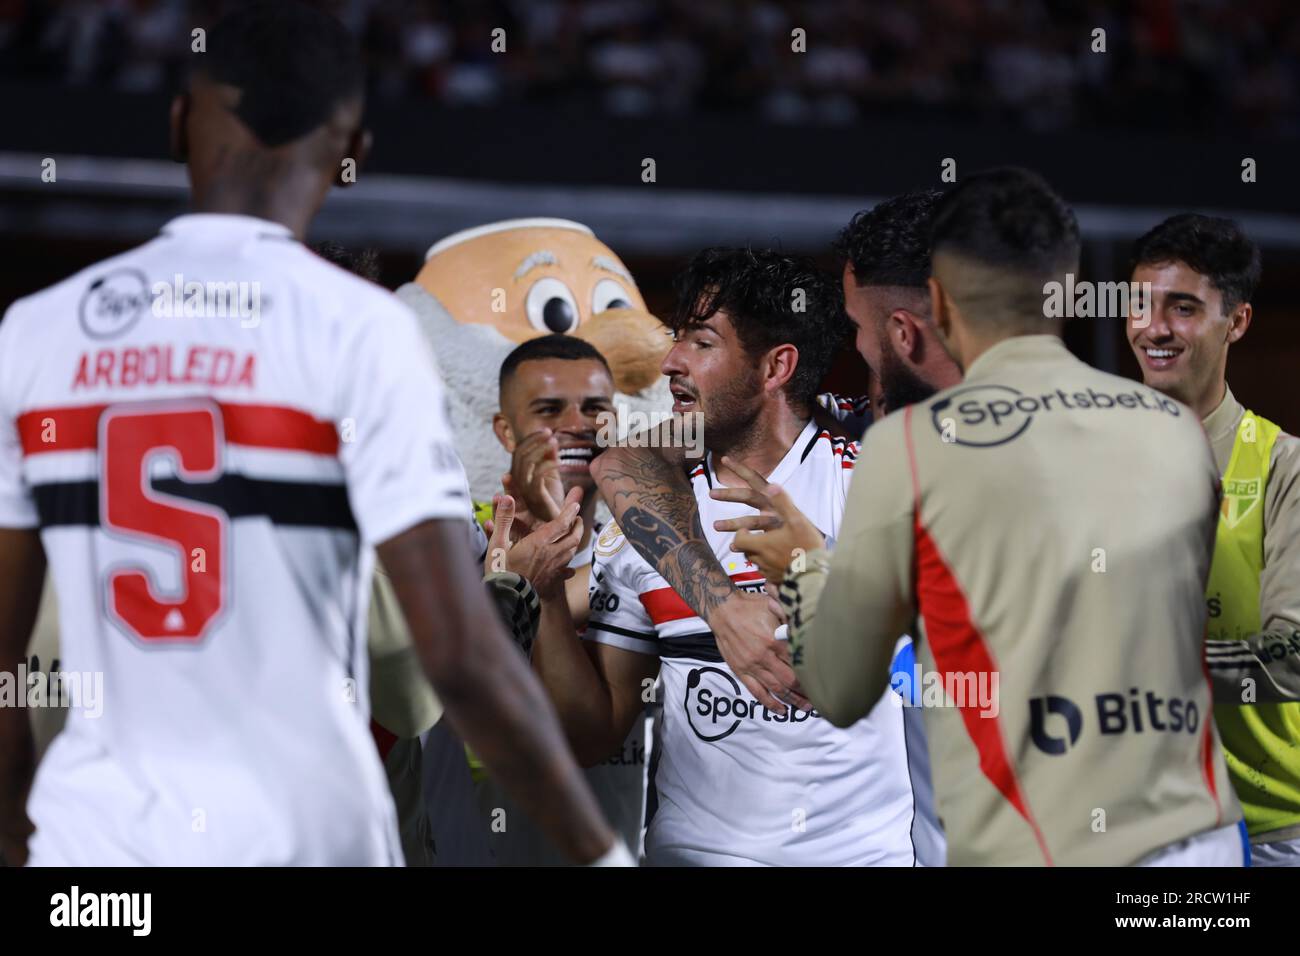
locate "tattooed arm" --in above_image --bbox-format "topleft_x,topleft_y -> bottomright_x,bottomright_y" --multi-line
592,446 -> 806,712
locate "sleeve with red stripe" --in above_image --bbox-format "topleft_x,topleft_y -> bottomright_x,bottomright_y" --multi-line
585,531 -> 660,657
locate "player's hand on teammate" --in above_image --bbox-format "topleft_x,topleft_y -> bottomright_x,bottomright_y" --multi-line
704,455 -> 817,712
709,591 -> 808,713
503,429 -> 565,525
763,583 -> 787,624
811,398 -> 856,439
711,455 -> 825,586
485,488 -> 584,601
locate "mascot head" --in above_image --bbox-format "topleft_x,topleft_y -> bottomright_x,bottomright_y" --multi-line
396,218 -> 672,502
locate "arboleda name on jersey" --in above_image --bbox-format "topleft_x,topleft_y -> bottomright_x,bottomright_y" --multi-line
71,345 -> 257,392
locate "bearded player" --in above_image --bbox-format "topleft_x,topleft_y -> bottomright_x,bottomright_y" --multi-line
533,248 -> 939,865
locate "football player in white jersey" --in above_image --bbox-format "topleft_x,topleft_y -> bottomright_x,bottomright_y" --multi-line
532,248 -> 936,865
589,193 -> 963,717
582,193 -> 962,865
0,1 -> 621,867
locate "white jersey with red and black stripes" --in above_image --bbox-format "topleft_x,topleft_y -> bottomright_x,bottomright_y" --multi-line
814,391 -> 872,440
0,214 -> 469,865
586,420 -> 933,866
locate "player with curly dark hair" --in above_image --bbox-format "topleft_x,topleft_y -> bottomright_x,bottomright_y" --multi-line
533,246 -> 940,865
665,247 -> 848,445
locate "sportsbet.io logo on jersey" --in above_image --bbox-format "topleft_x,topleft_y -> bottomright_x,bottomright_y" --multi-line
930,383 -> 1181,447
684,666 -> 820,742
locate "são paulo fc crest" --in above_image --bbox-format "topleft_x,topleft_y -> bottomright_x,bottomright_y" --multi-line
593,521 -> 625,558
1220,477 -> 1261,529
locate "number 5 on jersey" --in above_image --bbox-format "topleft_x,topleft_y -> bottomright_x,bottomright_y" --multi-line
101,402 -> 228,642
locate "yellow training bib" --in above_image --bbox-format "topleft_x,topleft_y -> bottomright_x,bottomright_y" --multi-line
1207,410 -> 1300,837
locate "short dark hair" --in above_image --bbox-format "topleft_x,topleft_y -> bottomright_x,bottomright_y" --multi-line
834,189 -> 943,288
498,334 -> 612,394
1131,214 -> 1261,314
312,242 -> 381,283
931,167 -> 1080,278
197,1 -> 364,147
670,247 -> 848,410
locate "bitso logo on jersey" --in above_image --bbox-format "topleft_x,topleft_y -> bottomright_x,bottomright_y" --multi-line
79,268 -> 150,339
1029,688 -> 1200,755
1029,695 -> 1083,755
684,666 -> 817,742
931,382 -> 1181,447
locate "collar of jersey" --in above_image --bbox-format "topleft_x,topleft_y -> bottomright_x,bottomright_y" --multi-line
963,333 -> 1068,381
160,213 -> 295,241
1201,384 -> 1243,444
704,418 -> 818,489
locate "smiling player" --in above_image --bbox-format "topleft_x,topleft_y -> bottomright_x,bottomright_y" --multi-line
1129,214 -> 1300,866
479,334 -> 648,864
492,335 -> 615,622
780,169 -> 1243,865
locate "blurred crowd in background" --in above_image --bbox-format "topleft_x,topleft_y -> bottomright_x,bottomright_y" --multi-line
1,0 -> 1296,134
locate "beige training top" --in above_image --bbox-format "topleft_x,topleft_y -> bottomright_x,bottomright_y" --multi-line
786,334 -> 1241,866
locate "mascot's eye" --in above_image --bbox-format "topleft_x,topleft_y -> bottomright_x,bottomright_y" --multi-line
592,278 -> 633,314
525,277 -> 579,334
